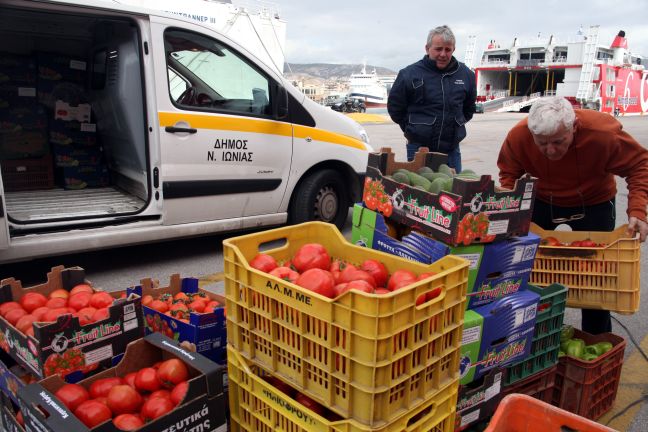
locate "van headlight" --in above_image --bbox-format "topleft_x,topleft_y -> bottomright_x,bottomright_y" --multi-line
358,128 -> 371,150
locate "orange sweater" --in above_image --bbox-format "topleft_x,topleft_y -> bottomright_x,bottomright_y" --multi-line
498,110 -> 648,221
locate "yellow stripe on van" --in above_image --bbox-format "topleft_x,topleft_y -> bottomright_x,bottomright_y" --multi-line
158,112 -> 365,150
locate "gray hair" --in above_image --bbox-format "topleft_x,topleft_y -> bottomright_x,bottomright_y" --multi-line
427,25 -> 455,46
527,96 -> 576,136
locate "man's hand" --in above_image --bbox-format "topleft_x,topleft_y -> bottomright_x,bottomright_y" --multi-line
626,217 -> 648,242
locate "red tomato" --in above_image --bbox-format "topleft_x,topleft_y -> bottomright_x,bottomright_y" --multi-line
269,266 -> 300,283
416,272 -> 437,281
542,236 -> 562,246
249,253 -> 278,272
426,287 -> 442,301
295,393 -> 325,416
374,288 -> 391,294
92,308 -> 110,322
77,307 -> 97,326
94,396 -> 109,406
333,283 -> 348,296
70,284 -> 94,295
68,292 -> 92,311
19,292 -> 48,313
16,410 -> 24,427
112,413 -> 144,431
142,295 -> 154,307
149,389 -> 172,400
124,372 -> 137,388
149,300 -> 168,313
141,396 -> 174,421
49,289 -> 70,300
54,384 -> 89,411
107,385 -> 143,415
360,259 -> 389,288
46,297 -> 67,309
74,400 -> 112,428
44,307 -> 70,323
135,367 -> 161,392
90,292 -> 114,309
31,306 -> 50,321
89,377 -> 124,399
387,270 -> 417,291
5,308 -> 28,326
25,326 -> 34,337
157,358 -> 189,388
203,300 -> 221,313
15,314 -> 36,334
295,269 -> 336,298
339,267 -> 376,287
174,292 -> 189,302
580,239 -> 597,247
0,302 -> 22,317
170,381 -> 189,405
336,280 -> 374,296
292,243 -> 331,272
188,299 -> 206,313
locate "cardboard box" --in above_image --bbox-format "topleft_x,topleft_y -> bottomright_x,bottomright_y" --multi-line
49,119 -> 97,147
0,266 -> 144,379
352,204 -> 541,308
128,274 -> 227,365
17,332 -> 227,432
364,147 -> 537,246
0,350 -> 35,407
456,368 -> 505,431
459,289 -> 540,385
58,164 -> 109,189
52,143 -> 102,168
1,391 -> 25,432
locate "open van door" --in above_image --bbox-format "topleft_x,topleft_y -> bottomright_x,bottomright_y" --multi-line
0,175 -> 10,249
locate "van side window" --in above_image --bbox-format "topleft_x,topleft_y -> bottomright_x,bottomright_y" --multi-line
164,29 -> 272,117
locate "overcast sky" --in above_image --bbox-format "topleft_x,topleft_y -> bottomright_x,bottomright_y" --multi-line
276,0 -> 648,71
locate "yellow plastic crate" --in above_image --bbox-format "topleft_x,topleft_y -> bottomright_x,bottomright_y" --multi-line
529,223 -> 640,313
223,222 -> 468,427
227,346 -> 458,432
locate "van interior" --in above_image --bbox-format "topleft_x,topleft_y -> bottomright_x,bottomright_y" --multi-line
0,3 -> 149,234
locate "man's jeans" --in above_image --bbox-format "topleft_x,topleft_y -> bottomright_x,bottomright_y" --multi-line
406,143 -> 462,173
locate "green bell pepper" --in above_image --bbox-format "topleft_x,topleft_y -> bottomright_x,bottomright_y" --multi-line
560,325 -> 575,342
581,353 -> 599,362
565,338 -> 585,358
594,341 -> 613,354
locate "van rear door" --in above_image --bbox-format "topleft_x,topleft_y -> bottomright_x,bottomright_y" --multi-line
151,19 -> 293,225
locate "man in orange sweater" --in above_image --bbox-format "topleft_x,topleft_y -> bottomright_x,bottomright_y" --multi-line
497,96 -> 648,334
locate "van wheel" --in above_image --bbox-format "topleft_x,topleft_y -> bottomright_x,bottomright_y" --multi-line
290,169 -> 349,230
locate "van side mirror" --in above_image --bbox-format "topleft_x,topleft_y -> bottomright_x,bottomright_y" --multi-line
276,85 -> 289,120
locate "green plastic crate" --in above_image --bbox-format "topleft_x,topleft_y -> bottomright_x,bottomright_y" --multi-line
503,283 -> 567,386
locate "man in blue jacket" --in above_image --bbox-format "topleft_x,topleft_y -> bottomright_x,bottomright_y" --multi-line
388,25 -> 476,172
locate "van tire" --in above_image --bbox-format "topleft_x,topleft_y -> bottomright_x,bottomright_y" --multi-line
289,169 -> 349,230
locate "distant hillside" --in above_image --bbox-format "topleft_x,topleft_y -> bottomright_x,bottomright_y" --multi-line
284,63 -> 396,79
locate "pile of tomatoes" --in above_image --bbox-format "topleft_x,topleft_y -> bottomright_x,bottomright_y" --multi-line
541,236 -> 606,248
51,358 -> 189,431
0,283 -> 118,337
142,291 -> 223,323
363,178 -> 394,217
250,243 -> 442,303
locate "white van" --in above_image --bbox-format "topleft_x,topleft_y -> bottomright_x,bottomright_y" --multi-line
0,0 -> 371,263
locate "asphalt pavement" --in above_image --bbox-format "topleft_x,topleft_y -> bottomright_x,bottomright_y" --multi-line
1,111 -> 647,431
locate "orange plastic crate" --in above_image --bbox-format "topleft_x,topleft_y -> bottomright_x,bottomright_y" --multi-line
223,222 -> 469,426
227,346 -> 458,432
529,223 -> 640,313
485,393 -> 615,432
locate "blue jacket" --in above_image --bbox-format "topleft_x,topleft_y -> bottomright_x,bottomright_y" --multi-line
388,56 -> 476,153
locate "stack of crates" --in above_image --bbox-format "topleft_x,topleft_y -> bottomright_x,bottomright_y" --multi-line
223,221 -> 470,431
349,148 -> 573,430
37,52 -> 108,189
0,52 -> 52,191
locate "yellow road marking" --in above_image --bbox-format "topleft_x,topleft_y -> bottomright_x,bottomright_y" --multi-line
597,329 -> 648,430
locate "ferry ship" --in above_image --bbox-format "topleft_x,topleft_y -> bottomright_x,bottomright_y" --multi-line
475,26 -> 648,115
347,65 -> 392,108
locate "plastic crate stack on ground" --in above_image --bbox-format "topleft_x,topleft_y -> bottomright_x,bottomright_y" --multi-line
349,148 -> 580,431
223,221 -> 470,431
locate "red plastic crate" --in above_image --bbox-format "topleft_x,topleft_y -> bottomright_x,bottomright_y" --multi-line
502,364 -> 557,403
0,154 -> 54,191
552,329 -> 625,420
484,394 -> 616,432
